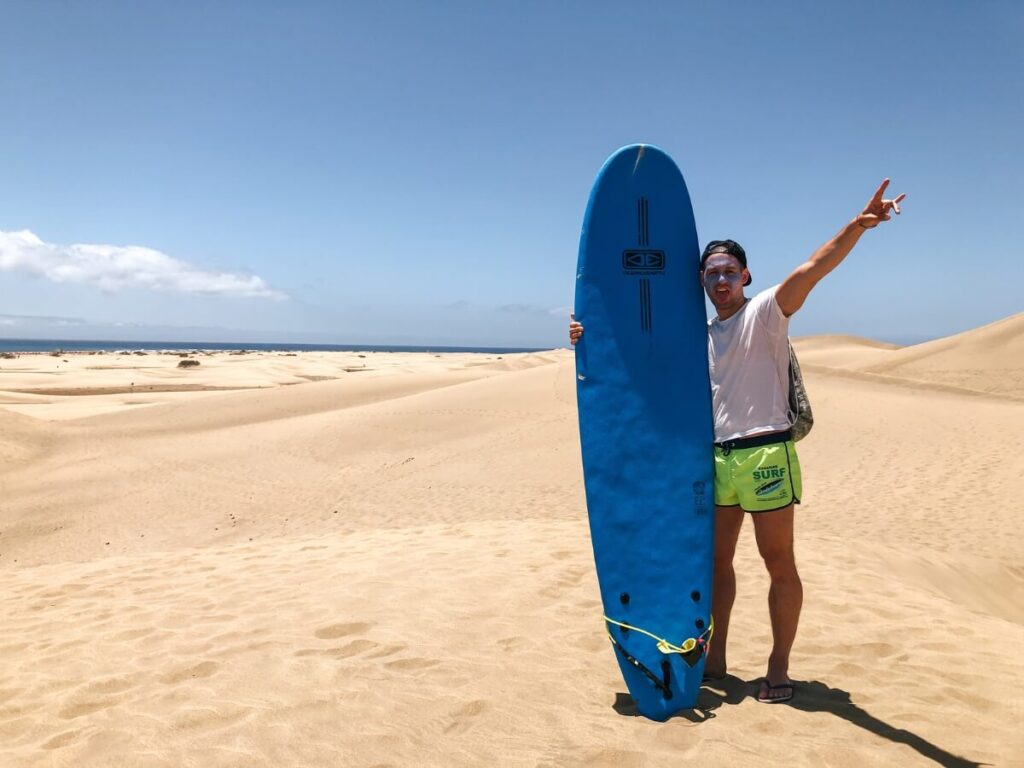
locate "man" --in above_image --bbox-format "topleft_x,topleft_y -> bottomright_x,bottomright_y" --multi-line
569,179 -> 905,703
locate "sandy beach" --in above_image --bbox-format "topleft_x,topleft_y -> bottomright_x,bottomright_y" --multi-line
1,317 -> 1022,767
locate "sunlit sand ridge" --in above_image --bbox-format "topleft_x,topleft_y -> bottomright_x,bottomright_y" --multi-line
1,320 -> 1021,767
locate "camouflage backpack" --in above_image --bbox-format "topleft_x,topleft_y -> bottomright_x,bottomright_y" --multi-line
787,341 -> 813,441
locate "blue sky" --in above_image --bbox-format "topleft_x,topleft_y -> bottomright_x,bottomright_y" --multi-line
1,1 -> 1021,347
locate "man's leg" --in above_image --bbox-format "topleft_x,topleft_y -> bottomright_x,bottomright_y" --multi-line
751,504 -> 802,699
704,505 -> 744,678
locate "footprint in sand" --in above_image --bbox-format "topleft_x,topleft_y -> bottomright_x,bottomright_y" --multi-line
41,730 -> 82,749
443,700 -> 490,734
363,643 -> 404,659
294,639 -> 378,658
0,687 -> 25,705
159,660 -> 220,685
384,658 -> 441,672
314,622 -> 373,639
112,627 -> 156,641
171,706 -> 252,732
58,698 -> 116,720
84,674 -> 141,695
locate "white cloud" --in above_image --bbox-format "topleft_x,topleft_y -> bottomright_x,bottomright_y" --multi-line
0,229 -> 287,300
0,313 -> 86,327
498,303 -> 575,317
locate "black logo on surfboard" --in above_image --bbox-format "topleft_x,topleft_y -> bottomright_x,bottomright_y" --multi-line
622,249 -> 665,273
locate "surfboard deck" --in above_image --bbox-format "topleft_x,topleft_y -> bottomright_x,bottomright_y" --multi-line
574,144 -> 714,719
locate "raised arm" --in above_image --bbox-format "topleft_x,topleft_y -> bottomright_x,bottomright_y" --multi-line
776,179 -> 906,317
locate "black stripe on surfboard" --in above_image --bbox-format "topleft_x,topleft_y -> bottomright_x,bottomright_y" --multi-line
646,280 -> 651,332
637,198 -> 643,245
639,279 -> 652,333
637,197 -> 650,247
644,198 -> 649,245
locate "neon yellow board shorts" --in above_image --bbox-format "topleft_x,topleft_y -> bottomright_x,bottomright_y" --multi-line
714,437 -> 802,513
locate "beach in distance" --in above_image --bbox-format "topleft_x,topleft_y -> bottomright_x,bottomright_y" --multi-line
1,314 -> 1022,767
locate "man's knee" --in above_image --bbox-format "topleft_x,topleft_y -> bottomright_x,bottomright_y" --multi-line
752,505 -> 796,576
713,552 -> 736,580
757,532 -> 794,581
757,541 -> 798,580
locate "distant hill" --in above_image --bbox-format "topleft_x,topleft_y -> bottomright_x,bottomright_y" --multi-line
791,334 -> 902,370
794,313 -> 1024,399
862,313 -> 1024,374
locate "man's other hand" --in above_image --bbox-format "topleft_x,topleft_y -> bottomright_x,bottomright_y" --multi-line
569,314 -> 583,345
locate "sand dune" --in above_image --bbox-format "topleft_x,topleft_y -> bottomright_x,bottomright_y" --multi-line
1,331 -> 1022,767
791,335 -> 901,370
859,313 -> 1024,396
795,313 -> 1024,399
0,350 -> 522,421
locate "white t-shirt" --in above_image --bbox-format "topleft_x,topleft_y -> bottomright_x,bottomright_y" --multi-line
707,285 -> 792,442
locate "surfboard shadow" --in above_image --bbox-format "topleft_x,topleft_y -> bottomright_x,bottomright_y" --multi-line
684,677 -> 987,768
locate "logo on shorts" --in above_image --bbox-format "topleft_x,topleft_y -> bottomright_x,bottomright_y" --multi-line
755,479 -> 786,498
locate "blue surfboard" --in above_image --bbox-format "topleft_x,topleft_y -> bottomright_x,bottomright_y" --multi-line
574,145 -> 714,719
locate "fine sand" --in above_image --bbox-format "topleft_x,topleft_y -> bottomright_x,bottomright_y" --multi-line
1,317 -> 1022,767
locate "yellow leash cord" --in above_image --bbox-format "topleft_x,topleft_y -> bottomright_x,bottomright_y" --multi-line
604,615 -> 714,656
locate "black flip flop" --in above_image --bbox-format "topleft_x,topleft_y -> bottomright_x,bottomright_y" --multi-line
757,680 -> 794,704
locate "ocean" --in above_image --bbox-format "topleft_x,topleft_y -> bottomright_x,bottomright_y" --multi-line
0,338 -> 546,355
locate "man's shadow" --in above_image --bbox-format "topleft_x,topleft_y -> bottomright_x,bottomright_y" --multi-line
613,677 -> 988,768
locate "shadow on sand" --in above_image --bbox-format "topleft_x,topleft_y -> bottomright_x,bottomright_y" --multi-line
613,677 -> 988,768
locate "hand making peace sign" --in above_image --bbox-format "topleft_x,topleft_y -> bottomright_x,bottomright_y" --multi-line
857,178 -> 906,229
